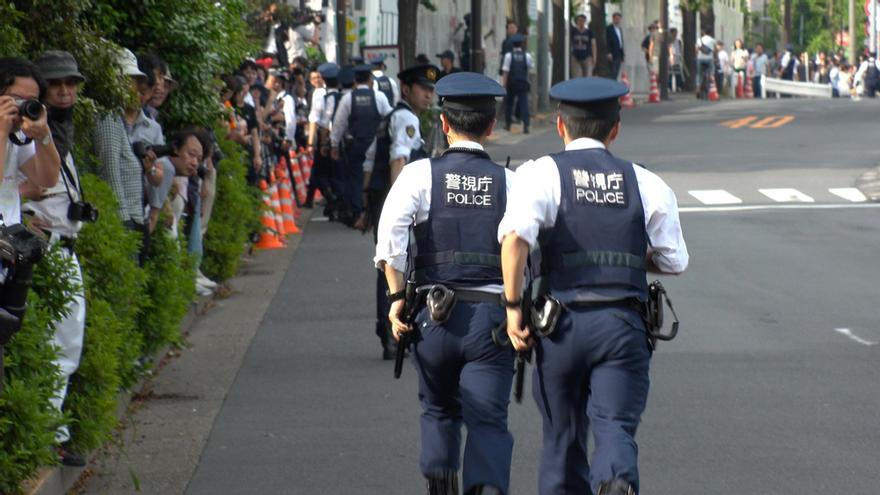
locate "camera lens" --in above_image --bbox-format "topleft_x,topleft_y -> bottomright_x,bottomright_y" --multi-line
18,99 -> 43,121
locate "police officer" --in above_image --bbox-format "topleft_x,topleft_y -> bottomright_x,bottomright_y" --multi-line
498,78 -> 689,495
307,63 -> 340,218
501,34 -> 534,134
375,72 -> 515,495
330,64 -> 393,226
367,64 -> 438,359
370,55 -> 400,105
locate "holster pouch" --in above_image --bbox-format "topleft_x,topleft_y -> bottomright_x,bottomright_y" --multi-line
646,280 -> 679,342
426,284 -> 456,324
530,294 -> 562,338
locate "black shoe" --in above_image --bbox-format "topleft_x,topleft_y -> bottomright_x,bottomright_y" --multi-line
57,443 -> 86,467
597,478 -> 635,495
464,485 -> 501,495
303,201 -> 314,209
427,472 -> 459,495
503,123 -> 511,131
523,126 -> 530,134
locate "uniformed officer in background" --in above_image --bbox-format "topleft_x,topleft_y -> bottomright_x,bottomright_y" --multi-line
307,62 -> 340,218
501,34 -> 534,134
375,72 -> 515,495
370,55 -> 400,106
330,64 -> 393,226
498,77 -> 689,495
366,64 -> 438,359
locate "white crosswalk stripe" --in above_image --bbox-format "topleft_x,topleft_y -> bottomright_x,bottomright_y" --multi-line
688,190 -> 743,205
828,188 -> 867,202
758,188 -> 815,203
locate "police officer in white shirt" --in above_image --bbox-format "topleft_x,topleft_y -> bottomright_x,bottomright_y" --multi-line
370,55 -> 400,106
330,65 -> 393,225
366,64 -> 438,359
498,78 -> 688,495
375,72 -> 515,495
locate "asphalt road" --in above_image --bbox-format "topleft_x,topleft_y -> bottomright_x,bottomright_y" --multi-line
185,98 -> 880,494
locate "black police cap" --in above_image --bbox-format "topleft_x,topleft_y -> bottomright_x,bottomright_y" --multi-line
436,72 -> 505,112
398,64 -> 440,88
338,66 -> 355,86
550,77 -> 629,119
353,64 -> 374,74
317,62 -> 339,79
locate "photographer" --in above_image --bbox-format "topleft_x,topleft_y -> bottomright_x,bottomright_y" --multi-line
20,51 -> 91,467
0,57 -> 61,401
94,48 -> 163,260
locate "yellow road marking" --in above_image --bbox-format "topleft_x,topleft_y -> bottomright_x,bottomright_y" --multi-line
720,115 -> 796,129
720,116 -> 758,128
754,115 -> 795,128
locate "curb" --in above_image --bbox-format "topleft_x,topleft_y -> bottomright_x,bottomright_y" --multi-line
23,208 -> 315,495
22,295 -> 215,495
856,164 -> 880,202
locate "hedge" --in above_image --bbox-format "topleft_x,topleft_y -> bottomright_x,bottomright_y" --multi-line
0,0 -> 261,491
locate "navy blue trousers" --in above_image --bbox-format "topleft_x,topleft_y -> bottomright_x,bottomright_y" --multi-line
504,83 -> 530,128
375,269 -> 390,345
533,306 -> 651,495
412,302 -> 515,493
345,150 -> 366,216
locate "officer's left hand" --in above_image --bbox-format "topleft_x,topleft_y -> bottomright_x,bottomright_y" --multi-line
506,307 -> 533,351
389,299 -> 411,342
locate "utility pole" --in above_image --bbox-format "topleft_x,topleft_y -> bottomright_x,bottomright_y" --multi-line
849,0 -> 856,63
538,0 -> 550,109
660,0 -> 670,99
472,0 -> 485,73
336,0 -> 348,64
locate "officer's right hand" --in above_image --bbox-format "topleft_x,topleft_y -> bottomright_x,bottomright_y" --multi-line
506,307 -> 533,351
330,147 -> 339,161
388,299 -> 411,342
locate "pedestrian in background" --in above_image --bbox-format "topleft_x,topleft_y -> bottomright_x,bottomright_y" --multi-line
751,43 -> 768,98
605,12 -> 625,79
696,28 -> 716,98
715,40 -> 729,95
731,39 -> 748,94
668,28 -> 684,92
570,14 -> 595,78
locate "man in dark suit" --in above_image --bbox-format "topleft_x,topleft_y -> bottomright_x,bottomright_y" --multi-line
605,12 -> 625,80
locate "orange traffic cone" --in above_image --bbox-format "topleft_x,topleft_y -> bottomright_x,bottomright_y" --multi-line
648,71 -> 660,103
268,170 -> 286,237
276,162 -> 301,234
708,73 -> 720,101
255,179 -> 285,249
289,150 -> 308,205
619,71 -> 636,109
298,148 -> 312,184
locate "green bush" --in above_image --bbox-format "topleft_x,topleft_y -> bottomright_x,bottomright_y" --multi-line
138,227 -> 196,356
202,132 -> 262,282
0,248 -> 79,492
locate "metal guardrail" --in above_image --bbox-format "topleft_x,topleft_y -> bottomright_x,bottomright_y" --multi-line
761,76 -> 833,98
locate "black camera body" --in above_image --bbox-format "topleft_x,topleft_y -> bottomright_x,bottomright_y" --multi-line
0,223 -> 46,267
67,201 -> 99,223
0,223 -> 48,346
131,141 -> 174,161
17,99 -> 43,121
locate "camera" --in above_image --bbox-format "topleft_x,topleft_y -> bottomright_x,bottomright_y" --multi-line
131,141 -> 174,161
0,223 -> 47,346
67,201 -> 99,223
13,98 -> 43,121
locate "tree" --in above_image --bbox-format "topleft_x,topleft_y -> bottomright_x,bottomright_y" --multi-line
551,0 -> 565,83
590,0 -> 610,77
681,0 -> 698,91
398,0 -> 418,68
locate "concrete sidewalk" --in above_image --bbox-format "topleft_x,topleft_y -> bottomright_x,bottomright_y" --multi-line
67,218 -> 310,494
